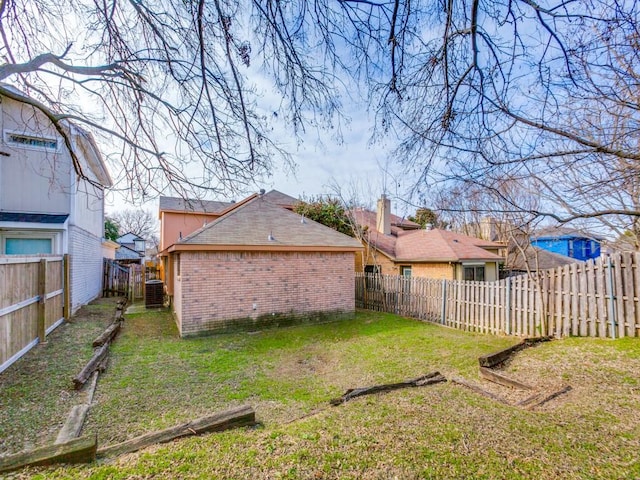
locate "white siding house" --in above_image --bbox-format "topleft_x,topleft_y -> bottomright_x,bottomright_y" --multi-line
0,85 -> 113,313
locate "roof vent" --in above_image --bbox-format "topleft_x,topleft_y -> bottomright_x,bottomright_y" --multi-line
301,215 -> 306,224
268,231 -> 275,241
259,188 -> 266,195
425,223 -> 433,230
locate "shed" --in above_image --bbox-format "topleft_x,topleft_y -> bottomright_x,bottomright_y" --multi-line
165,194 -> 362,337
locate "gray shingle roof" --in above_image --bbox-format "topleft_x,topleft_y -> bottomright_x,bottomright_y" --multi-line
507,245 -> 578,271
262,190 -> 299,208
159,196 -> 233,214
115,244 -> 143,260
177,195 -> 362,249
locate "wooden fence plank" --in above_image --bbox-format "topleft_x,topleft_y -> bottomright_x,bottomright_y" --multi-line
578,261 -> 588,337
623,252 -> 636,337
614,253 -> 626,338
586,260 -> 596,338
354,254 -> 640,340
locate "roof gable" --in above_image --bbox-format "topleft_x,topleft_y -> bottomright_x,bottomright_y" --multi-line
159,196 -> 233,214
354,206 -> 503,262
117,232 -> 144,243
175,195 -> 362,250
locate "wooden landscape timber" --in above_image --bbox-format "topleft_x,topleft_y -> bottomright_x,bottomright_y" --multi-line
478,337 -> 552,369
523,385 -> 572,409
92,321 -> 122,347
0,435 -> 97,474
450,377 -> 511,405
97,405 -> 256,459
54,405 -> 90,445
330,372 -> 446,406
479,367 -> 535,390
72,343 -> 109,389
72,298 -> 127,389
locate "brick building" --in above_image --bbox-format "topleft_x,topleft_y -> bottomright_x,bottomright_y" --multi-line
162,192 -> 362,336
354,196 -> 504,281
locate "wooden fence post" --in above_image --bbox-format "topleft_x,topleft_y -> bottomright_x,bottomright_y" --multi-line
63,254 -> 71,320
441,279 -> 447,325
505,279 -> 512,335
606,255 -> 617,339
128,265 -> 134,302
38,259 -> 47,343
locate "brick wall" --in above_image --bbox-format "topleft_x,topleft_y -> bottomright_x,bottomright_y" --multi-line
412,263 -> 455,279
175,250 -> 355,336
68,225 -> 103,313
357,244 -> 455,280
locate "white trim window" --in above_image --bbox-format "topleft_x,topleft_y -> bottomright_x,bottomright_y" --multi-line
463,264 -> 486,281
0,230 -> 62,255
4,130 -> 59,152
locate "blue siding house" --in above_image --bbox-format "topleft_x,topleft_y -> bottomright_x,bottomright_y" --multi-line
531,228 -> 602,261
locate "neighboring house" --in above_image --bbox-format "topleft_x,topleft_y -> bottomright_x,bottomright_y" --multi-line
160,191 -> 362,337
159,189 -> 297,253
531,227 -> 602,261
102,239 -> 119,260
354,195 -> 504,281
504,245 -> 578,277
115,232 -> 145,263
0,85 -> 112,313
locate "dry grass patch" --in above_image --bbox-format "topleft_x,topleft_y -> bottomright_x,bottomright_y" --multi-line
0,297 -> 123,455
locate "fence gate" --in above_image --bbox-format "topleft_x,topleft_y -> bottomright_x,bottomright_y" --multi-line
102,259 -> 130,297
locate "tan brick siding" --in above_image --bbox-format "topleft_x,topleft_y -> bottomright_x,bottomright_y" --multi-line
176,251 -> 355,336
411,263 -> 455,279
173,254 -> 183,332
357,245 -> 455,280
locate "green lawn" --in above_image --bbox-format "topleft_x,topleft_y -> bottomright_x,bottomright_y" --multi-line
4,305 -> 640,479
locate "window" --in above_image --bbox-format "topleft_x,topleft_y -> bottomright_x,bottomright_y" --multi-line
464,265 -> 485,281
5,238 -> 52,255
134,239 -> 146,253
0,230 -> 61,255
5,132 -> 58,151
400,266 -> 412,277
364,265 -> 381,288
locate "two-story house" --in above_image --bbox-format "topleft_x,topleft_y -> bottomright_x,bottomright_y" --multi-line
354,196 -> 505,281
115,232 -> 146,263
531,227 -> 602,261
0,85 -> 112,313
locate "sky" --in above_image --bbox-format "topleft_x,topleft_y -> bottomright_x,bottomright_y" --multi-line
104,71 -> 420,220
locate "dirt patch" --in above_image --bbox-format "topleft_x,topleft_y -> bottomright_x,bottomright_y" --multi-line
0,296 -> 123,456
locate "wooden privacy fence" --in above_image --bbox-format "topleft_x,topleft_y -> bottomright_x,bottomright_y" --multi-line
102,259 -> 130,298
0,255 -> 70,374
103,261 -> 159,301
356,252 -> 640,339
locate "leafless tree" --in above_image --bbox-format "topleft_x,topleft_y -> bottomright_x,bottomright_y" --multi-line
111,209 -> 158,247
0,0 -> 343,201
387,0 -> 640,234
2,0 -> 638,229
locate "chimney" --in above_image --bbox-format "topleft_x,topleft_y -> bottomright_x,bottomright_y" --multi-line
376,195 -> 391,235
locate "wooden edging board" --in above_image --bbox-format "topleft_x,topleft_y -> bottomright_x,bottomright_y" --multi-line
478,337 -> 552,369
97,405 -> 256,459
0,435 -> 97,474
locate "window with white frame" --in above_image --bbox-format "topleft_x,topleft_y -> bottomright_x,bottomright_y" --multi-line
0,230 -> 62,255
5,131 -> 58,151
463,265 -> 485,281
